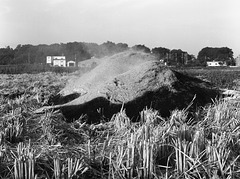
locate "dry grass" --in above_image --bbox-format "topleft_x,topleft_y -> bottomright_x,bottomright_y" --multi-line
0,72 -> 240,178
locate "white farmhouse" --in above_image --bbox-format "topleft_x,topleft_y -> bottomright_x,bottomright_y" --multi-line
46,56 -> 66,67
207,61 -> 226,67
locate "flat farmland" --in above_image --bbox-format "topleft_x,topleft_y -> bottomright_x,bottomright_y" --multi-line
177,67 -> 240,90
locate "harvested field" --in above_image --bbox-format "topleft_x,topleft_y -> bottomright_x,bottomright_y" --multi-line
1,53 -> 240,178
177,67 -> 240,90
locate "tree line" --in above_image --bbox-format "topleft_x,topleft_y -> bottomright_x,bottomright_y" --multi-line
0,41 -> 235,66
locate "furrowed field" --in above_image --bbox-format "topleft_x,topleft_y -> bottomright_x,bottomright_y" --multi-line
1,68 -> 240,179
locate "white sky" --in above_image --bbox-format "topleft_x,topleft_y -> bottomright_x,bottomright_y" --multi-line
0,0 -> 240,57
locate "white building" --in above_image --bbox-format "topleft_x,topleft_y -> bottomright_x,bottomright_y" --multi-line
236,55 -> 240,66
46,56 -> 67,67
67,60 -> 76,67
207,61 -> 226,67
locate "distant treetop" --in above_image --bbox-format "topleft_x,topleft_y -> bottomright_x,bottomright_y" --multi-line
197,47 -> 234,66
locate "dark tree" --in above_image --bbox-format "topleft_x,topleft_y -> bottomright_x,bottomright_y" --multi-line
64,42 -> 91,62
197,47 -> 234,66
116,43 -> 129,53
169,49 -> 188,66
132,44 -> 151,53
100,41 -> 118,57
152,47 -> 170,60
13,44 -> 34,64
83,41 -> 128,58
99,41 -> 129,57
0,46 -> 14,65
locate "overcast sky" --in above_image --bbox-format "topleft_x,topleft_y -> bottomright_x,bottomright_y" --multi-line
0,0 -> 240,57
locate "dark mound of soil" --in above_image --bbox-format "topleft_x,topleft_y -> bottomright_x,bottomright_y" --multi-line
38,51 -> 219,123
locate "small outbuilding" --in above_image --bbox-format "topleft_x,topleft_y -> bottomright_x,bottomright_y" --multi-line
67,60 -> 76,67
